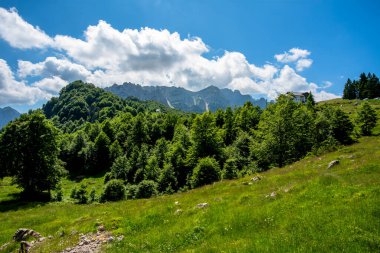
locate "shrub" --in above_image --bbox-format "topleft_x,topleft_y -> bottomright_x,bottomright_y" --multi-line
158,163 -> 178,193
222,158 -> 239,180
53,185 -> 63,202
356,102 -> 377,136
100,179 -> 125,202
135,180 -> 158,199
126,184 -> 138,199
71,184 -> 88,204
191,157 -> 221,188
110,155 -> 130,181
89,188 -> 97,202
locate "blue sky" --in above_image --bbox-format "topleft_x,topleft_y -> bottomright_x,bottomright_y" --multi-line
0,0 -> 379,112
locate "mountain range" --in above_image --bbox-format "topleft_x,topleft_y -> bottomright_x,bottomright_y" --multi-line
0,107 -> 20,128
105,83 -> 267,112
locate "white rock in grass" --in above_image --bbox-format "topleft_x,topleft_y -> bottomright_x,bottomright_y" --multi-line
197,203 -> 209,208
327,160 -> 339,169
251,176 -> 261,182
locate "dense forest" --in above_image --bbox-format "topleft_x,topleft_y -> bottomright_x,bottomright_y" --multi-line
0,81 -> 377,202
343,72 -> 380,99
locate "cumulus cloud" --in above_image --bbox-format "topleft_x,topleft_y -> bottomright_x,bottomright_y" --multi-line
275,48 -> 313,72
0,9 -> 338,104
18,57 -> 91,82
0,7 -> 53,49
275,48 -> 311,63
54,21 -> 208,71
0,59 -> 49,105
296,58 -> 313,71
32,76 -> 67,94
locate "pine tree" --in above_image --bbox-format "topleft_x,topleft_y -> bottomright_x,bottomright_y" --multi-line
356,102 -> 377,136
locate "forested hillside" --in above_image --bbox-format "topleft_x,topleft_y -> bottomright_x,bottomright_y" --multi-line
1,81 -> 377,203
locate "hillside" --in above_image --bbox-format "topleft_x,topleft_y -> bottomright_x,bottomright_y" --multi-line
0,95 -> 380,252
42,80 -> 180,132
0,107 -> 20,129
0,99 -> 379,252
105,82 -> 267,112
0,134 -> 379,252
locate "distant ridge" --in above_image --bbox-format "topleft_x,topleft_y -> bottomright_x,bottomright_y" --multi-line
0,106 -> 20,128
105,83 -> 267,112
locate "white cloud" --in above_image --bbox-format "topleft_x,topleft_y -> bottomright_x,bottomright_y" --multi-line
275,48 -> 311,63
32,76 -> 67,94
0,59 -> 49,105
313,90 -> 339,101
0,7 -> 53,49
18,57 -> 91,82
296,58 -> 313,71
54,21 -> 208,71
0,9 -> 338,104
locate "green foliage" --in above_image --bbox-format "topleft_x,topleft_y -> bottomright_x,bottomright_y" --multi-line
188,112 -> 223,166
234,101 -> 261,132
3,81 -> 375,203
343,72 -> 380,99
109,155 -> 131,181
93,131 -> 111,173
306,92 -> 316,108
135,180 -> 158,199
222,158 -> 239,180
89,188 -> 97,202
254,95 -> 314,168
0,111 -> 63,196
125,184 -> 138,199
191,157 -> 221,188
356,102 -> 377,136
100,179 -> 125,202
71,184 -> 88,204
158,163 -> 178,193
43,81 -> 126,131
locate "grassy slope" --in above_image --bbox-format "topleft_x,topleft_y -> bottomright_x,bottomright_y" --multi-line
0,99 -> 379,252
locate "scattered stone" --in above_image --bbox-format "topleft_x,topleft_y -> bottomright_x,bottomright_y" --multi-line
327,160 -> 339,169
174,209 -> 183,215
174,201 -> 180,205
19,241 -> 31,253
251,176 -> 261,182
48,235 -> 53,239
59,223 -> 121,253
197,203 -> 209,208
0,242 -> 10,252
38,237 -> 46,242
97,225 -> 105,232
13,228 -> 41,242
266,192 -> 277,198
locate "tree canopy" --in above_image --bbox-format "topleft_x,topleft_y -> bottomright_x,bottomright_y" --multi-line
0,111 -> 63,196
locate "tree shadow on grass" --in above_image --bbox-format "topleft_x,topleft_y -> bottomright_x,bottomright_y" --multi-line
0,192 -> 50,212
